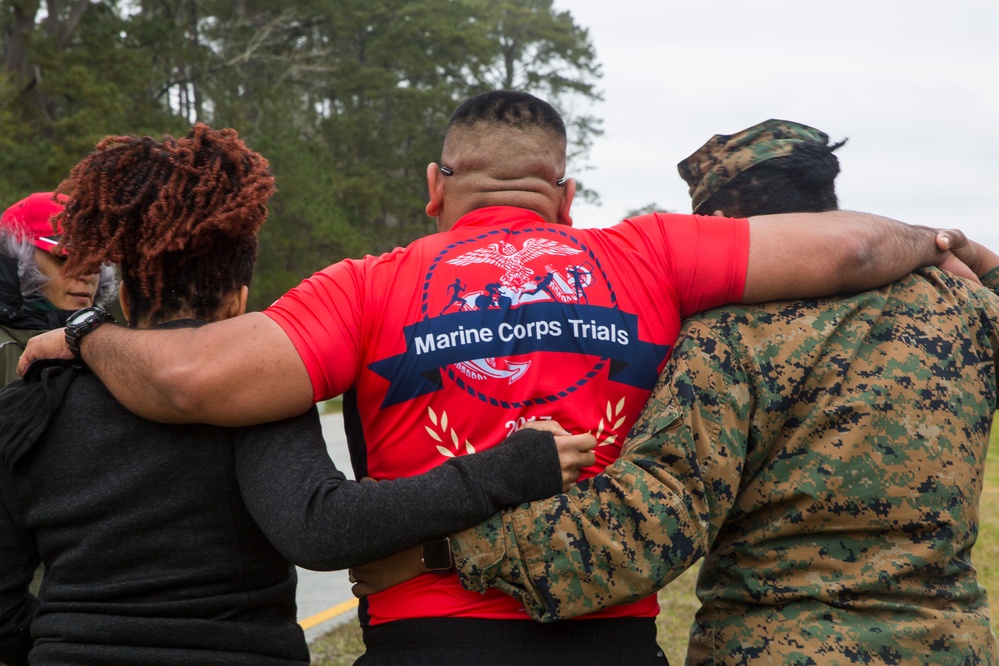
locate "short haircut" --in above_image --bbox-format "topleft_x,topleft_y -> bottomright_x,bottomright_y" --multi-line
446,91 -> 566,141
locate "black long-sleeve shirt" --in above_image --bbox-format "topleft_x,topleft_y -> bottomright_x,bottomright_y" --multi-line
0,360 -> 558,665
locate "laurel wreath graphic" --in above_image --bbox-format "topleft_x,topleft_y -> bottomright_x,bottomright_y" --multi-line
594,397 -> 626,447
426,407 -> 476,457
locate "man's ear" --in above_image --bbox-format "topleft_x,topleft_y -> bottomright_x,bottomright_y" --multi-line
713,209 -> 726,217
557,178 -> 576,227
425,163 -> 444,218
118,289 -> 131,326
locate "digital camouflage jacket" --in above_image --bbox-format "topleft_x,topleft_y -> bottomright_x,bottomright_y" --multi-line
451,267 -> 999,665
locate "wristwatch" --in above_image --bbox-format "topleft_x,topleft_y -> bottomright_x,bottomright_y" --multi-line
65,307 -> 116,359
421,537 -> 454,573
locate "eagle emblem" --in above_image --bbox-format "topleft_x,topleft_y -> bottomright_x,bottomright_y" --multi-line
446,238 -> 582,289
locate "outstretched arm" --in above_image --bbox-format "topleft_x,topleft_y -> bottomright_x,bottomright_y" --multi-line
18,313 -> 314,426
348,423 -> 596,595
441,321 -> 749,622
742,211 -> 961,302
352,323 -> 750,620
236,413 -> 594,571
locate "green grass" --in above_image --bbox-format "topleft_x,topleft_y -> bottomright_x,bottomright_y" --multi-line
309,621 -> 366,666
310,420 -> 999,665
319,397 -> 343,415
977,420 -> 999,636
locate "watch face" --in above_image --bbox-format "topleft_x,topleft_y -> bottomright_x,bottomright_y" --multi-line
68,308 -> 96,326
422,538 -> 452,570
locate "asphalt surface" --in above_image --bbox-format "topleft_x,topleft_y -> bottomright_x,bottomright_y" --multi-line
297,410 -> 358,642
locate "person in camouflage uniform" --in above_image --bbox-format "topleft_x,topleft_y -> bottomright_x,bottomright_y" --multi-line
443,120 -> 999,663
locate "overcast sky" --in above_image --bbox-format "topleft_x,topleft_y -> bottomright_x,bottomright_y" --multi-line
553,0 -> 999,251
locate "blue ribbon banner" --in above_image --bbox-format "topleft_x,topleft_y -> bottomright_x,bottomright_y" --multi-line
369,302 -> 668,408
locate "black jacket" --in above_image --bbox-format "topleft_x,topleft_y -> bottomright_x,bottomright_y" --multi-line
0,324 -> 560,665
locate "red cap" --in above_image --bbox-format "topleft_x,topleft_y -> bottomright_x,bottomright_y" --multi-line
0,192 -> 68,253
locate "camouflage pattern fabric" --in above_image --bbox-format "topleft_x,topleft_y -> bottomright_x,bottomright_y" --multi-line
677,119 -> 829,213
451,266 -> 999,665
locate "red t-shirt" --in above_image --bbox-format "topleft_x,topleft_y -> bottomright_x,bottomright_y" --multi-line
265,206 -> 749,624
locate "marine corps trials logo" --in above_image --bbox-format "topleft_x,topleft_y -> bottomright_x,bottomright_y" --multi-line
369,226 -> 666,409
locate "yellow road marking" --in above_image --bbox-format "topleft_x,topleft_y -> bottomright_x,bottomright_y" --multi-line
299,598 -> 359,631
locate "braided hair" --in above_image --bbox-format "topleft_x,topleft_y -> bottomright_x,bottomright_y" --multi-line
56,124 -> 275,324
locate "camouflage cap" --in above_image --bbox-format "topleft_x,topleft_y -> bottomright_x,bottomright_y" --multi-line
677,119 -> 830,213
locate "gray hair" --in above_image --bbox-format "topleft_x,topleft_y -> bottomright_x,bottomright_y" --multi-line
0,230 -> 118,308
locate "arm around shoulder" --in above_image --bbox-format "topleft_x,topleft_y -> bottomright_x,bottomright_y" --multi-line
236,418 -> 566,572
742,211 -> 949,303
79,313 -> 314,425
450,321 -> 750,621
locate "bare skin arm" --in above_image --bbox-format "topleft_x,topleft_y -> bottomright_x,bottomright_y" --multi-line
18,213 -> 969,425
18,312 -> 314,426
742,211 -> 964,303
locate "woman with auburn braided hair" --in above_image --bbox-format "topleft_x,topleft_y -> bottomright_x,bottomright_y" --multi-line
0,124 -> 586,665
58,124 -> 274,326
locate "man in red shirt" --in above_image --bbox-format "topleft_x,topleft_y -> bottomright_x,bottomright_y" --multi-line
19,91 -> 968,665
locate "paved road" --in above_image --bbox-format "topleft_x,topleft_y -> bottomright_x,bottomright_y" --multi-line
297,410 -> 358,642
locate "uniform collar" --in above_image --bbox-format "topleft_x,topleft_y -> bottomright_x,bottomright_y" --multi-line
450,206 -> 549,231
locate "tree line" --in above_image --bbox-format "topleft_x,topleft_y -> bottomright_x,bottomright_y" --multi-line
1,0 -> 602,309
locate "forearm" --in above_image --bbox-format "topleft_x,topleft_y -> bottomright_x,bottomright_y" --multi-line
240,424 -> 562,571
447,377 -> 712,623
79,314 -> 313,425
450,323 -> 749,622
743,211 -> 948,302
451,444 -> 708,622
831,215 -> 947,293
79,324 -> 189,422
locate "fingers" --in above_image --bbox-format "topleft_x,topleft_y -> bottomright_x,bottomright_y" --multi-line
947,239 -> 976,266
556,433 -> 598,490
16,328 -> 73,376
575,433 -> 597,452
935,228 -> 967,253
945,236 -> 983,273
937,255 -> 980,284
933,228 -> 984,282
520,419 -> 570,436
554,433 -> 597,454
935,230 -> 952,251
935,228 -> 966,252
348,568 -> 376,598
352,582 -> 375,598
933,230 -> 999,280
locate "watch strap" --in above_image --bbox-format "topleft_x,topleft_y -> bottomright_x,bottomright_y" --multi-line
65,307 -> 116,359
